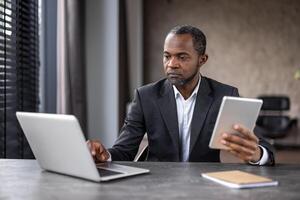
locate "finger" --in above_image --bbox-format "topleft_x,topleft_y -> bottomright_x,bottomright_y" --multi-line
229,142 -> 261,162
221,137 -> 256,155
102,150 -> 110,161
222,133 -> 258,151
103,150 -> 110,160
90,142 -> 99,156
87,140 -> 108,163
86,140 -> 91,150
89,141 -> 103,159
228,149 -> 253,162
233,124 -> 259,143
95,150 -> 109,162
95,144 -> 109,162
227,148 -> 254,162
95,151 -> 104,162
96,143 -> 105,155
86,140 -> 95,157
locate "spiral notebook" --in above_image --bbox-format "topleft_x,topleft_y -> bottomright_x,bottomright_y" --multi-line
201,170 -> 278,189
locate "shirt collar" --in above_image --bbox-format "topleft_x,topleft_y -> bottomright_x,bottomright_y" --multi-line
173,75 -> 201,99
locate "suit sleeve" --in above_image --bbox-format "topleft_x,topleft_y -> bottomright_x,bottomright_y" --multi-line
108,89 -> 146,161
231,87 -> 275,166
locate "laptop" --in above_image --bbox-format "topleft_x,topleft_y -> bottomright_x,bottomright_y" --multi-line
16,112 -> 150,182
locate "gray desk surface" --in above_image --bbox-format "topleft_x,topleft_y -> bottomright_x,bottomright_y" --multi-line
1,159 -> 299,200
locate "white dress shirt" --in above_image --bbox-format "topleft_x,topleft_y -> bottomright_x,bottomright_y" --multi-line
173,76 -> 269,164
173,77 -> 201,162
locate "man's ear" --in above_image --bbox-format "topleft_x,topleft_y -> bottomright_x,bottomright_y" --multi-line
199,54 -> 208,66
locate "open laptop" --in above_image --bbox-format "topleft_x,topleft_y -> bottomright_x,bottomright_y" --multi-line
16,112 -> 149,182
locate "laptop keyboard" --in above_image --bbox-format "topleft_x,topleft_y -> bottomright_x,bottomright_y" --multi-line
97,168 -> 123,177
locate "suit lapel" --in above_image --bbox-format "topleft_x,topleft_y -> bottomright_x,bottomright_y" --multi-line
157,80 -> 180,153
189,77 -> 213,155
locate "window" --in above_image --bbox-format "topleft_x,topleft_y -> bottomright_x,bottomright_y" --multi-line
0,0 -> 39,158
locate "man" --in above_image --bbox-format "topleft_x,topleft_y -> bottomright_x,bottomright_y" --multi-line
88,25 -> 275,165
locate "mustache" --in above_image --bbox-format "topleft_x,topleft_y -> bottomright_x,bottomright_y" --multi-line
167,71 -> 182,75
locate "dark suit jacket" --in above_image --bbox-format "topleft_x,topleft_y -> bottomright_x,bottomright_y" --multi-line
108,76 -> 275,165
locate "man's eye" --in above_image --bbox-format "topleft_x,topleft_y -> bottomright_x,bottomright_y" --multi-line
164,55 -> 170,59
179,55 -> 188,60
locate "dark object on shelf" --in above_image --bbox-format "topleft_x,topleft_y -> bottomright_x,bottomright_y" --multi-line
256,95 -> 298,139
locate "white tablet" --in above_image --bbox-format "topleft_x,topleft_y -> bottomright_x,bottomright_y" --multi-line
209,96 -> 263,149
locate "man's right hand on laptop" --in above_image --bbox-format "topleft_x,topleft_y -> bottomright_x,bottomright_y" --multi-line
87,140 -> 110,162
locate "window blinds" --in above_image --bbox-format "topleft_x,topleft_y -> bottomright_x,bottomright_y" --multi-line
0,0 -> 39,158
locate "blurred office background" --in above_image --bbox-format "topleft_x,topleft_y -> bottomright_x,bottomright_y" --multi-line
1,0 -> 300,162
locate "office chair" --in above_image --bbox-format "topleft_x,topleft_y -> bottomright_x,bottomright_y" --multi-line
256,95 -> 298,139
134,134 -> 149,162
134,145 -> 149,162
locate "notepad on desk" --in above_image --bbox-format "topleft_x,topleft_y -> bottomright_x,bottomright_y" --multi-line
201,170 -> 278,189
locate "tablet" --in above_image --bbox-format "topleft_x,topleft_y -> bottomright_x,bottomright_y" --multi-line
209,96 -> 263,149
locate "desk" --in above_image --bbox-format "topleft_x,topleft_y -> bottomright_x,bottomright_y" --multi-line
1,159 -> 300,200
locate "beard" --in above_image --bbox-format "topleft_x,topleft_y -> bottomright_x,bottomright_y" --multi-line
167,69 -> 199,87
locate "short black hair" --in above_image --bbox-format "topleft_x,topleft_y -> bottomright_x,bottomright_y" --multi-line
168,25 -> 206,55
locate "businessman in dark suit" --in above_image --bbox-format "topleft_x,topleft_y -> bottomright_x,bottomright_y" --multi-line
88,25 -> 274,165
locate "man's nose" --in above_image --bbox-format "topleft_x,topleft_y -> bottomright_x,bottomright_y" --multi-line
167,57 -> 179,68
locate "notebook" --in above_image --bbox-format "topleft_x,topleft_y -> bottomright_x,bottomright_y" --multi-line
201,170 -> 278,189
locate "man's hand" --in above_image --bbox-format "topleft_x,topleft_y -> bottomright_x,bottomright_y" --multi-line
221,124 -> 262,163
86,140 -> 110,163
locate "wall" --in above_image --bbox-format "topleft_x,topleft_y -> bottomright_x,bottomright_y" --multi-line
144,0 -> 300,118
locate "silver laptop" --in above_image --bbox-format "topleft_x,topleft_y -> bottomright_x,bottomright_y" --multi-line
16,112 -> 149,182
